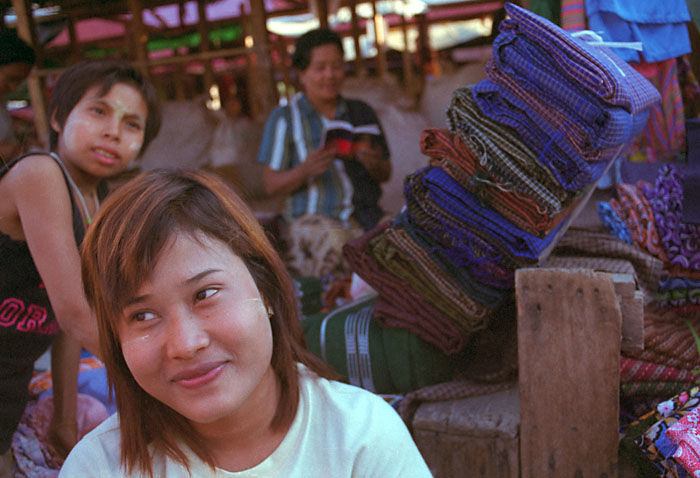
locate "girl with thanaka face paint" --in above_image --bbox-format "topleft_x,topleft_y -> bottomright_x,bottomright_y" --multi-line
0,59 -> 161,474
61,169 -> 432,478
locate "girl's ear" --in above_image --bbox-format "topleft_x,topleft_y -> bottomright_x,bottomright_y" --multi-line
49,112 -> 62,134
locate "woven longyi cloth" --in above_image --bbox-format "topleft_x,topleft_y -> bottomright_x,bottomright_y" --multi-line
392,210 -> 514,290
623,306 -> 700,371
490,30 -> 650,149
343,222 -> 467,355
472,79 -> 609,191
609,181 -> 669,263
553,228 -> 663,295
620,381 -> 690,398
368,231 -> 493,334
405,166 -> 567,265
446,86 -> 570,216
420,129 -> 575,238
642,165 -> 700,271
620,357 -> 697,384
499,2 -> 661,114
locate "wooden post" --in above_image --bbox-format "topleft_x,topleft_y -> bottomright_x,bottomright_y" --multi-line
313,0 -> 329,30
350,0 -> 365,77
371,0 -> 387,79
126,0 -> 149,78
415,12 -> 430,75
248,0 -> 277,120
516,268 -> 620,478
196,0 -> 215,93
400,3 -> 416,104
67,15 -> 82,64
11,0 -> 49,149
276,35 -> 291,104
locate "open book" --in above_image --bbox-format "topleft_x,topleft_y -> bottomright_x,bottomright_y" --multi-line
322,119 -> 382,160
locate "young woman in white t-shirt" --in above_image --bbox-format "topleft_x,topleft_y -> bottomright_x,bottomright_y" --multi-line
60,169 -> 433,478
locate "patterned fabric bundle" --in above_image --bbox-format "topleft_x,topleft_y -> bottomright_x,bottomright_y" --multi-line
368,231 -> 494,332
642,166 -> 700,272
498,2 -> 662,114
597,201 -> 632,244
620,357 -> 698,384
656,277 -> 700,309
621,386 -> 700,477
421,128 -> 574,238
391,210 -> 513,290
609,182 -> 669,262
446,85 -> 570,216
624,307 -> 700,371
342,222 -> 468,355
666,406 -> 700,474
405,166 -> 566,266
472,79 -> 609,191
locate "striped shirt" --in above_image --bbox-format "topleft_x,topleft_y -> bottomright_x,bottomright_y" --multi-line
258,92 -> 389,230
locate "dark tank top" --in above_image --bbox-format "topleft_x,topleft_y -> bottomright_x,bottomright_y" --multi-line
0,152 -> 106,453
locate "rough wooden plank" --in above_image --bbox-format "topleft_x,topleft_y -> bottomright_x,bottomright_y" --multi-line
620,290 -> 645,354
413,387 -> 520,478
516,268 -> 621,478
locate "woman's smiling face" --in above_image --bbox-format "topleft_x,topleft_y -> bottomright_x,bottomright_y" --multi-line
118,231 -> 276,427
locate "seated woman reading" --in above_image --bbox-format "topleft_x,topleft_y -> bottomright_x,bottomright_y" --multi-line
59,169 -> 432,477
257,28 -> 392,278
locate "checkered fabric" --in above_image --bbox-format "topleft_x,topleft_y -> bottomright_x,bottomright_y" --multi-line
500,2 -> 662,113
472,79 -> 609,191
420,129 -> 576,238
406,166 -> 567,265
342,222 -> 468,355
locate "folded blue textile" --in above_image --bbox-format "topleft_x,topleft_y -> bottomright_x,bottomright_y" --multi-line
472,79 -> 609,191
490,30 -> 650,149
392,209 -> 514,291
499,2 -> 661,114
586,0 -> 691,63
405,166 -> 566,265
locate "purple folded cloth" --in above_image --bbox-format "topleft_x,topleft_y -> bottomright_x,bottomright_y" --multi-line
405,166 -> 566,266
472,79 -> 608,191
499,2 -> 661,114
490,30 -> 650,149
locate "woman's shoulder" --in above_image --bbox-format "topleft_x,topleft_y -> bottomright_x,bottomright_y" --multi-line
60,414 -> 123,477
2,152 -> 64,185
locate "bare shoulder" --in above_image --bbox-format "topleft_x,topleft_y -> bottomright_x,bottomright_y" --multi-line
4,153 -> 64,186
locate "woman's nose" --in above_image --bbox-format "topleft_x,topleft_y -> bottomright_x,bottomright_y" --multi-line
166,311 -> 210,359
102,117 -> 121,140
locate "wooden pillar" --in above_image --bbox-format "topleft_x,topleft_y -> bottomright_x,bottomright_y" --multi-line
196,0 -> 214,93
400,4 -> 416,103
415,13 -> 430,75
313,0 -> 329,30
248,0 -> 277,119
67,15 -> 83,64
516,268 -> 620,478
371,0 -> 387,78
11,0 -> 49,149
350,0 -> 365,76
276,35 -> 291,104
127,0 -> 150,78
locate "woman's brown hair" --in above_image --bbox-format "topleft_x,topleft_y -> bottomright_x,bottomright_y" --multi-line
81,169 -> 335,477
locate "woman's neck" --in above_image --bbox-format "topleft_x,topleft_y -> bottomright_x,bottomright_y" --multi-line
305,93 -> 338,120
191,367 -> 287,472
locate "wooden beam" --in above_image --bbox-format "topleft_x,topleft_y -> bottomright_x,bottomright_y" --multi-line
313,0 -> 329,29
349,0 -> 365,76
126,0 -> 150,78
370,0 -> 387,78
196,0 -> 214,92
247,0 -> 277,119
11,0 -> 50,150
400,4 -> 416,105
516,268 -> 620,478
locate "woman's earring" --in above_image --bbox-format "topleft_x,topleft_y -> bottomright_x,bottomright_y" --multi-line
266,305 -> 274,318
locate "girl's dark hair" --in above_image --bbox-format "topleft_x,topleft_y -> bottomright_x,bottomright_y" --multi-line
48,59 -> 161,154
81,169 -> 336,477
291,28 -> 344,71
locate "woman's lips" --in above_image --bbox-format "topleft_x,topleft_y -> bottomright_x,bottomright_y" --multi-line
171,362 -> 226,389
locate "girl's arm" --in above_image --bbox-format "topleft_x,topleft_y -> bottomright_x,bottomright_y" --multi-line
48,331 -> 81,459
7,155 -> 100,355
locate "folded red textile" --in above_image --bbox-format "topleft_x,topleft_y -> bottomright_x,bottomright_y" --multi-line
343,221 -> 467,355
421,128 -> 575,238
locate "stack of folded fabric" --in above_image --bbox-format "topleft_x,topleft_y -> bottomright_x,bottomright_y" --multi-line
342,2 -> 661,357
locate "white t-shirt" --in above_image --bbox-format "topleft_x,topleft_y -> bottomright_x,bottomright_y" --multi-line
59,365 -> 433,477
